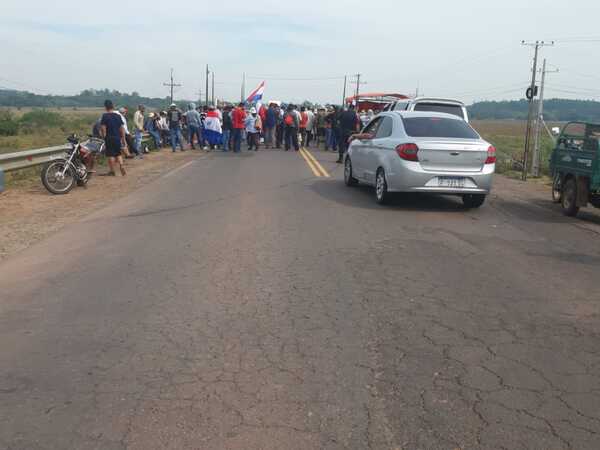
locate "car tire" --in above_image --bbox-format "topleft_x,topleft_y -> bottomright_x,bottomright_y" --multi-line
551,174 -> 562,203
462,194 -> 486,209
561,178 -> 579,217
375,168 -> 389,204
344,158 -> 358,186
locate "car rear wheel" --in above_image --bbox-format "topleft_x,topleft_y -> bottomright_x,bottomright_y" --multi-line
462,194 -> 486,209
375,168 -> 389,204
561,178 -> 579,217
344,158 -> 358,186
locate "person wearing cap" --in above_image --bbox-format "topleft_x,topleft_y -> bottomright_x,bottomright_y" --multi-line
184,103 -> 202,150
133,104 -> 145,158
245,107 -> 262,151
168,103 -> 184,152
231,102 -> 246,153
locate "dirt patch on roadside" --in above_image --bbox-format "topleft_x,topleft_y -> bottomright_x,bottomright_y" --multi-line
0,150 -> 202,261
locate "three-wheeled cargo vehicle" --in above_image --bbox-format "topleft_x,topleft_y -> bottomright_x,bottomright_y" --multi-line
549,121 -> 600,216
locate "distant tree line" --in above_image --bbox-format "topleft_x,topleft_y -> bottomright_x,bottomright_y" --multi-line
0,88 -> 176,109
468,99 -> 600,122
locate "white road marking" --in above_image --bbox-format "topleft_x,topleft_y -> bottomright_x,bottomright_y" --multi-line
162,161 -> 196,178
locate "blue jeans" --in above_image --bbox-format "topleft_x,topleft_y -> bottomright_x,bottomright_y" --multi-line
188,125 -> 201,148
170,127 -> 183,151
221,129 -> 231,151
232,129 -> 242,153
148,130 -> 161,149
134,129 -> 143,156
326,128 -> 337,150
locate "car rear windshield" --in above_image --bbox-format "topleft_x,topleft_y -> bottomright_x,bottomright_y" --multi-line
413,103 -> 464,119
402,117 -> 480,139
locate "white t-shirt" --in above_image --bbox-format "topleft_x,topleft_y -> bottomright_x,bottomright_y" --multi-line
117,111 -> 130,135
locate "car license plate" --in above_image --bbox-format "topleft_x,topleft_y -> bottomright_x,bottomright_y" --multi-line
438,177 -> 465,188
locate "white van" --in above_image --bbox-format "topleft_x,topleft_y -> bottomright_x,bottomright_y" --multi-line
383,97 -> 469,123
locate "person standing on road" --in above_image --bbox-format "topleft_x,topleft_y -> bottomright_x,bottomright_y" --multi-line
245,107 -> 262,151
325,106 -> 338,153
264,103 -> 277,149
316,107 -> 326,148
299,107 -> 308,149
204,105 -> 223,151
221,105 -> 233,151
185,103 -> 202,150
275,104 -> 284,149
100,100 -> 126,176
231,102 -> 246,153
133,104 -> 145,159
168,103 -> 184,152
337,104 -> 360,163
284,104 -> 300,152
305,108 -> 315,148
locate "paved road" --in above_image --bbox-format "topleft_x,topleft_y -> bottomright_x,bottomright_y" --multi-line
1,148 -> 599,450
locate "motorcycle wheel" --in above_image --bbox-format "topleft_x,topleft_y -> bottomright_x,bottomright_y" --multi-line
41,160 -> 76,195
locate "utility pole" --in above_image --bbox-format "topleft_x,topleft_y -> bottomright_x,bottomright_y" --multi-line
351,73 -> 367,110
532,59 -> 559,177
163,68 -> 181,104
241,73 -> 246,103
211,72 -> 215,106
521,40 -> 554,180
342,75 -> 347,107
205,65 -> 210,107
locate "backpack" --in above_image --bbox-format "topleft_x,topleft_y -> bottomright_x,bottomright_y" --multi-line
284,113 -> 294,126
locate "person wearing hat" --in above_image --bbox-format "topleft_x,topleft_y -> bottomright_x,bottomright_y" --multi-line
244,107 -> 262,151
146,112 -> 162,149
168,103 -> 184,152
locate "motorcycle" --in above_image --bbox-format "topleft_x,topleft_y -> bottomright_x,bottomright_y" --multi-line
41,134 -> 105,195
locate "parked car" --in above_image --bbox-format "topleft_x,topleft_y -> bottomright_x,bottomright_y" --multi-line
383,97 -> 469,122
344,111 -> 495,207
549,121 -> 600,217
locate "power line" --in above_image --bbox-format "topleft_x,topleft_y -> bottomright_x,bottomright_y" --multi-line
246,75 -> 344,81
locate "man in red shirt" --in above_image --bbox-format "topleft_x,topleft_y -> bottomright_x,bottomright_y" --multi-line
299,106 -> 309,149
231,103 -> 246,153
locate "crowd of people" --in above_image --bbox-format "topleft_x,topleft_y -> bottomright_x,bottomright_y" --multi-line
94,99 -> 368,176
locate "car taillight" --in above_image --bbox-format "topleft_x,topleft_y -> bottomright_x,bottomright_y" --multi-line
396,143 -> 419,161
485,145 -> 496,164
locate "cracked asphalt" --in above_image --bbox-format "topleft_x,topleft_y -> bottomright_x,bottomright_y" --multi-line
1,149 -> 599,450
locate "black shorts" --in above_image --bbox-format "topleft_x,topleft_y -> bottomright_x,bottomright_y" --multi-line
105,137 -> 122,157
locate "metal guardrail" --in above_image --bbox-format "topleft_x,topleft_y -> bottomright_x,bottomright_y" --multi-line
0,146 -> 68,172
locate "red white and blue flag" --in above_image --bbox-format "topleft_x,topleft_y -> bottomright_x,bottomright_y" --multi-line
246,81 -> 265,104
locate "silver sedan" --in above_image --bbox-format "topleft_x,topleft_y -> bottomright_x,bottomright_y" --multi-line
343,111 -> 496,207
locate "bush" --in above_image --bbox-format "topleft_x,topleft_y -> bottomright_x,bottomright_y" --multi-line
0,110 -> 19,136
19,110 -> 64,133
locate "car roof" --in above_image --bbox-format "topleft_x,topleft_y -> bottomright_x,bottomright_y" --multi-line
411,97 -> 466,106
389,111 -> 465,120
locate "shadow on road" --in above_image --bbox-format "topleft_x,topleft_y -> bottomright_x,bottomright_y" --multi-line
310,179 -> 470,212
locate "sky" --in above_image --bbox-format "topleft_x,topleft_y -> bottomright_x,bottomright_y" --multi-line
2,0 -> 600,105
